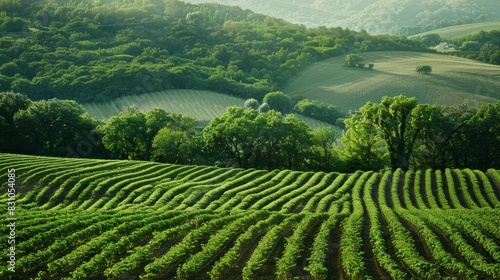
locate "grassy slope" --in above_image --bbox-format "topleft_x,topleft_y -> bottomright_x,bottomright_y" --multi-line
284,51 -> 500,112
82,89 -> 331,129
410,22 -> 500,39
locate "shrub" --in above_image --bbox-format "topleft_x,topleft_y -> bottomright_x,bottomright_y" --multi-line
416,65 -> 432,74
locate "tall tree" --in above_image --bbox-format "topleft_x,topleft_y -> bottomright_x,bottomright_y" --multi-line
411,104 -> 455,169
100,107 -> 147,160
203,106 -> 261,168
263,91 -> 293,114
337,111 -> 387,172
151,127 -> 188,164
462,102 -> 500,169
0,92 -> 32,153
311,126 -> 338,171
350,95 -> 426,171
13,99 -> 96,155
203,106 -> 313,170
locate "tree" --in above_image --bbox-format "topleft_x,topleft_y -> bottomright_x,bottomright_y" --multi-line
263,91 -> 293,114
479,43 -> 499,63
14,99 -> 96,155
311,126 -> 338,171
416,65 -> 432,74
337,111 -> 387,171
100,107 -> 147,160
411,104 -> 456,169
145,108 -> 197,160
352,95 -> 426,171
203,106 -> 313,170
489,50 -> 500,65
344,54 -> 364,67
294,99 -> 342,124
243,98 -> 260,110
151,127 -> 189,164
279,114 -> 314,170
0,92 -> 32,152
419,33 -> 441,47
203,106 -> 262,168
461,102 -> 500,169
258,102 -> 270,113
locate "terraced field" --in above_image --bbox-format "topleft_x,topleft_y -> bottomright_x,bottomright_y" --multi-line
1,153 -> 500,279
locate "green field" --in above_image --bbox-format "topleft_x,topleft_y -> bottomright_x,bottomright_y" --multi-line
410,21 -> 500,39
82,89 -> 331,129
284,51 -> 500,111
1,153 -> 500,279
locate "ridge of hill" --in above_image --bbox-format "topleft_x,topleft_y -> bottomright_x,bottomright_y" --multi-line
1,153 -> 500,279
185,0 -> 500,34
284,51 -> 500,111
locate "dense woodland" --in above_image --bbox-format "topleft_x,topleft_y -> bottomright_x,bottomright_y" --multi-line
448,30 -> 500,64
0,0 -> 430,103
2,92 -> 499,172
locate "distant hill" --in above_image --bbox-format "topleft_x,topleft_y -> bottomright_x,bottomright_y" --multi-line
185,0 -> 500,34
284,51 -> 500,112
410,22 -> 500,39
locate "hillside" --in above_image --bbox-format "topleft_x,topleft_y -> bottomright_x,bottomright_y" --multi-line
0,0 -> 426,104
284,51 -> 500,111
410,21 -> 500,39
81,89 -> 332,129
1,153 -> 500,279
185,0 -> 500,34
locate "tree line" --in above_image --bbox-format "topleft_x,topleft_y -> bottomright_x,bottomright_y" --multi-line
2,91 -> 498,172
415,30 -> 500,65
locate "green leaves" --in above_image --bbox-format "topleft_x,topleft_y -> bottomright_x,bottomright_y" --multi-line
203,106 -> 313,170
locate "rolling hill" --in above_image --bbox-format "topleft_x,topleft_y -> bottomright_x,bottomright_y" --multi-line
284,51 -> 500,112
410,22 -> 500,39
1,153 -> 500,279
81,89 -> 332,129
184,0 -> 500,34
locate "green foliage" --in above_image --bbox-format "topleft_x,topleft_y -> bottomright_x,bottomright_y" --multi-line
416,65 -> 432,74
203,106 -> 313,170
294,99 -> 342,125
344,54 -> 364,67
337,111 -> 388,172
100,107 -> 198,161
418,33 -> 442,47
100,107 -> 148,160
262,91 -> 292,114
5,94 -> 98,156
447,30 -> 500,65
243,98 -> 260,110
257,102 -> 270,113
151,127 -> 193,164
